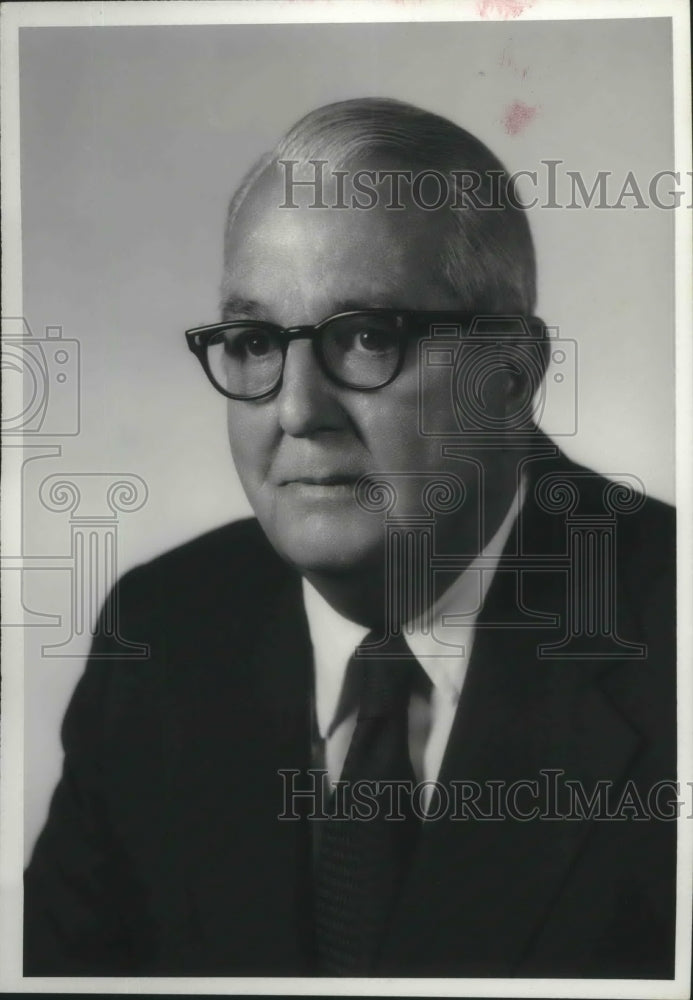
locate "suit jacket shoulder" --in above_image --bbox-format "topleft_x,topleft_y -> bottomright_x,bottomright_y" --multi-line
24,517 -> 311,975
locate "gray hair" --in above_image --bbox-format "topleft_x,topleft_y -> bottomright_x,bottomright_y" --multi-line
223,97 -> 536,315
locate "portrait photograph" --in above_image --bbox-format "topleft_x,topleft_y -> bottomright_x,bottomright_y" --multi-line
1,1 -> 691,996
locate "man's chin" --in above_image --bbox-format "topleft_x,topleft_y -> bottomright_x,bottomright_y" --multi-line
261,515 -> 384,578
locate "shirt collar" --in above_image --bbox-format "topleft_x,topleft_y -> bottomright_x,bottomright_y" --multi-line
302,579 -> 369,739
303,477 -> 526,739
404,475 -> 526,703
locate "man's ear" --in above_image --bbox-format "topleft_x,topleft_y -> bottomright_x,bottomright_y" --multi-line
537,334 -> 550,380
501,332 -> 548,430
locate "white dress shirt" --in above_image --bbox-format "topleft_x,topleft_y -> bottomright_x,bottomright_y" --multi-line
303,480 -> 525,808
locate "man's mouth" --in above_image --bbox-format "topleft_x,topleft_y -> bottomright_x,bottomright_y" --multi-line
275,475 -> 361,500
282,475 -> 359,486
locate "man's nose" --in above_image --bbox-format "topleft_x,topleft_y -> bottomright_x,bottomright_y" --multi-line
276,339 -> 346,437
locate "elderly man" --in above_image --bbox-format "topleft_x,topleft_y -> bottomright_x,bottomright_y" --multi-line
24,98 -> 676,979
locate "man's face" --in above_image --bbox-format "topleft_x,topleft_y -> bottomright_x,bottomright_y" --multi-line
222,165 -> 513,577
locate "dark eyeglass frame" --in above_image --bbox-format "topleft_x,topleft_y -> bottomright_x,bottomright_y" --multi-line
185,309 -> 546,401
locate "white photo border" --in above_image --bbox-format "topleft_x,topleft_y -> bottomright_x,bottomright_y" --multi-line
1,1 -> 691,997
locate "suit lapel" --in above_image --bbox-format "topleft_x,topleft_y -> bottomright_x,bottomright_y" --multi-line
378,451 -> 646,975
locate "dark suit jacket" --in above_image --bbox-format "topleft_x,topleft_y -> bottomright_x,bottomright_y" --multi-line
24,444 -> 677,978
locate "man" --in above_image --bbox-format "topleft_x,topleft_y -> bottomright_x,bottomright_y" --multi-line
24,98 -> 676,978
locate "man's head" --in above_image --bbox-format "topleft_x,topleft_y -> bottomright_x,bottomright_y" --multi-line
217,98 -> 543,590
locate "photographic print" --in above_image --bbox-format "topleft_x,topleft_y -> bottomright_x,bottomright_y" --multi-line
1,1 -> 691,996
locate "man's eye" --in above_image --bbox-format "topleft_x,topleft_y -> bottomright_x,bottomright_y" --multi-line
352,328 -> 399,354
226,330 -> 274,359
245,333 -> 272,357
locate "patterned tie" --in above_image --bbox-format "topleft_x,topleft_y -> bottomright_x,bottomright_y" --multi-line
314,632 -> 425,975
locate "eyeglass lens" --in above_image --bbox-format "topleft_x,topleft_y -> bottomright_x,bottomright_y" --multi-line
205,313 -> 405,397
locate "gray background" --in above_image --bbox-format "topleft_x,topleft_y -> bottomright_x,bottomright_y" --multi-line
19,18 -> 675,859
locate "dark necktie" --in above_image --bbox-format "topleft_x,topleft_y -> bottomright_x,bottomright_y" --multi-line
314,632 -> 426,975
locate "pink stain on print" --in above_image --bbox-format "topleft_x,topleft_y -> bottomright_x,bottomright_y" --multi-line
502,99 -> 538,136
478,0 -> 534,18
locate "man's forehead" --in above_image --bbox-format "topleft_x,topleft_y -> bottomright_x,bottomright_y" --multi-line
228,161 -> 448,240
222,162 -> 456,317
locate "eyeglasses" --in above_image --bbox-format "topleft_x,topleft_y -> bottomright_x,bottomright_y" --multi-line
185,310 -> 546,401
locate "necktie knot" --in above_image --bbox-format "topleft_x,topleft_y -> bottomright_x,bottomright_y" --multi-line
354,631 -> 426,721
